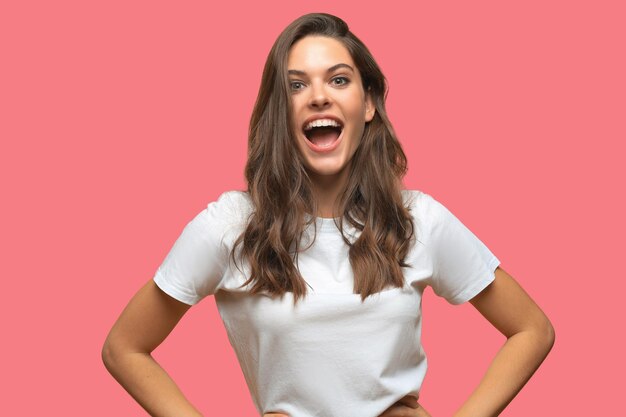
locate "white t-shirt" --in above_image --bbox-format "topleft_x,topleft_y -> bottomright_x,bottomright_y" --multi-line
153,190 -> 500,417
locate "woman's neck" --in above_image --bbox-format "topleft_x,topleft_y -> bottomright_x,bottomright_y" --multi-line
309,169 -> 349,219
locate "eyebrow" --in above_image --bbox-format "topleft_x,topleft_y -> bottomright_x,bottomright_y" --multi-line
287,63 -> 354,76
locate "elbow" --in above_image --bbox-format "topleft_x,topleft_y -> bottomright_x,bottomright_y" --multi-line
545,319 -> 556,350
101,334 -> 151,375
101,338 -> 117,371
101,335 -> 127,374
517,315 -> 555,355
537,316 -> 556,354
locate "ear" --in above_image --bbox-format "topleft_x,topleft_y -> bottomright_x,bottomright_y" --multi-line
364,89 -> 376,122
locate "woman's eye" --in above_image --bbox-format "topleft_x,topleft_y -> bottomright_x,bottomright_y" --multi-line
332,77 -> 349,86
290,81 -> 304,91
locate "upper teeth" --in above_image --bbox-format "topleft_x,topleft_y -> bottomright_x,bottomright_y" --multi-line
304,119 -> 342,130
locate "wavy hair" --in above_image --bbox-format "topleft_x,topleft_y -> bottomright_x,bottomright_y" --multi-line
231,12 -> 415,305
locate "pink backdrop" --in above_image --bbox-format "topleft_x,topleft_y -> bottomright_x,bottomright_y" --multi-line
2,1 -> 624,415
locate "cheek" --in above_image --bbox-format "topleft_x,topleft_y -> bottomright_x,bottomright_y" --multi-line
352,125 -> 366,150
347,111 -> 367,144
290,117 -> 302,140
290,101 -> 305,137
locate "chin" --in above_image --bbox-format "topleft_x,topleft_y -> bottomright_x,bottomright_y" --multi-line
304,161 -> 350,178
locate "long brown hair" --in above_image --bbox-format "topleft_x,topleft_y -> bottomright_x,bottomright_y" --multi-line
231,12 -> 415,304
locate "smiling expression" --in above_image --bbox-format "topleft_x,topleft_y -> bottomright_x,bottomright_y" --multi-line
287,36 -> 375,187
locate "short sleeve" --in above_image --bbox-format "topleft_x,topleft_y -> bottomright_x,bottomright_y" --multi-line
423,193 -> 501,305
152,192 -> 239,305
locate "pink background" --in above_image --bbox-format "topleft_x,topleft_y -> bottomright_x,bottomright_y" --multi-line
2,0 -> 624,415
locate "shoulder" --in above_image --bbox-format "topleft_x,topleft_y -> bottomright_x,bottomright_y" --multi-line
190,190 -> 253,231
213,190 -> 253,212
210,190 -> 253,213
402,189 -> 455,239
402,189 -> 445,219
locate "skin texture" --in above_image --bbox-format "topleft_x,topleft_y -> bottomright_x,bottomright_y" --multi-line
102,280 -> 201,417
454,266 -> 555,416
287,35 -> 375,218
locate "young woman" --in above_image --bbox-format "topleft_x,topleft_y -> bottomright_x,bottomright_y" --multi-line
102,13 -> 555,417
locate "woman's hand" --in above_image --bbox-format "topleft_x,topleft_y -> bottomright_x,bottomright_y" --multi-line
377,395 -> 432,417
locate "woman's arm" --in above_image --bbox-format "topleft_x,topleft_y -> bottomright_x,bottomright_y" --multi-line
102,280 -> 203,417
453,266 -> 555,417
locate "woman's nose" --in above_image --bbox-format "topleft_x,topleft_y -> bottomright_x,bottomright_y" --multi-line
308,84 -> 331,109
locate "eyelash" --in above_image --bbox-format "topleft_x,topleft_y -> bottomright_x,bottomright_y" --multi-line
290,76 -> 350,91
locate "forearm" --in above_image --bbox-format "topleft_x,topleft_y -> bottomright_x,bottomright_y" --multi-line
103,349 -> 203,417
453,327 -> 555,417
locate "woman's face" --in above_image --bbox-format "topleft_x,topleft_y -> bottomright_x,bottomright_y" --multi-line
287,36 -> 375,186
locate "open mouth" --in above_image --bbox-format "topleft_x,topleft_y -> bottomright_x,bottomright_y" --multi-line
303,122 -> 344,149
